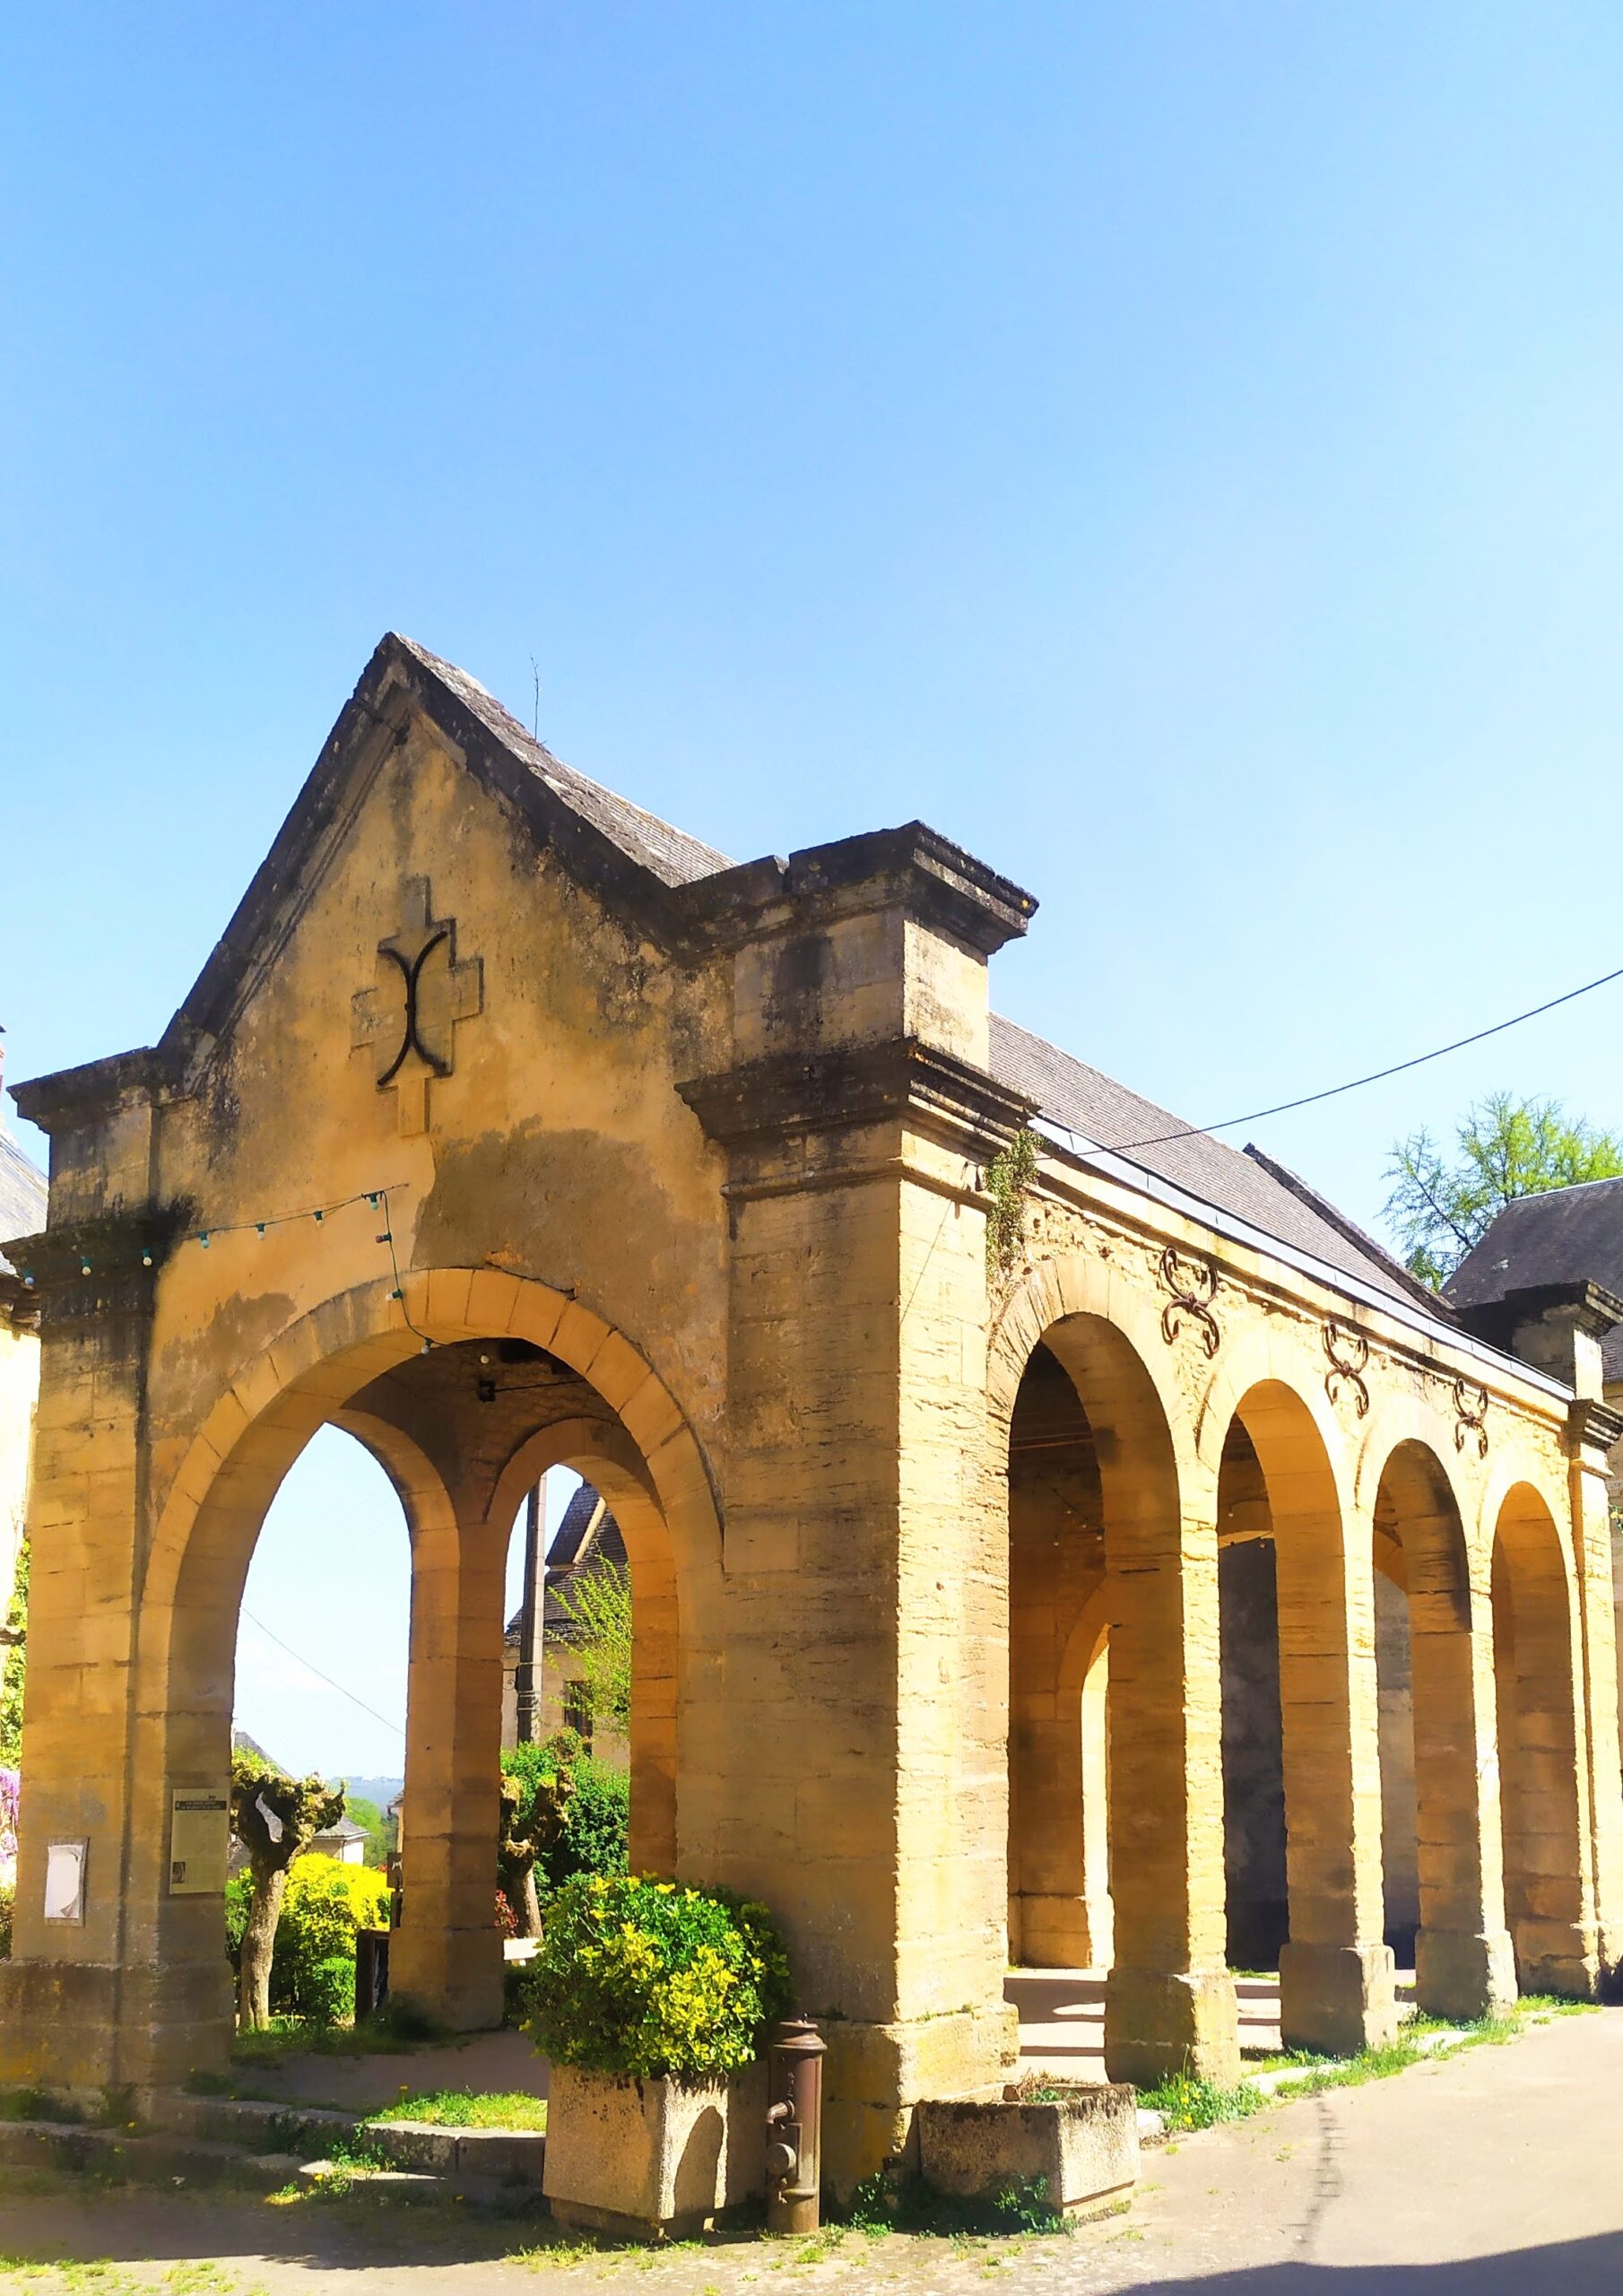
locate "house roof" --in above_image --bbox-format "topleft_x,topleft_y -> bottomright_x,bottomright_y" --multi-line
313,1814 -> 369,1844
0,1130 -> 47,1278
506,1483 -> 627,1639
987,1015 -> 1429,1314
1447,1178 -> 1623,1379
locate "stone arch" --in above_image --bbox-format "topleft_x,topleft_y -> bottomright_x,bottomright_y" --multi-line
1363,1429 -> 1515,2019
125,1267 -> 721,2061
1491,1481 -> 1595,1996
487,1419 -> 679,1879
995,1248 -> 1237,2083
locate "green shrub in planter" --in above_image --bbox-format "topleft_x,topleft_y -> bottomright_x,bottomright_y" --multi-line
520,1874 -> 790,2081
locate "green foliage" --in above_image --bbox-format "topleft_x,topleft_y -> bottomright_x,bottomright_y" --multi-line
268,1854 -> 391,2026
0,1539 -> 30,1767
517,1873 -> 790,2081
552,1561 -> 632,1734
1385,1091 -> 1623,1286
1136,2069 -> 1265,2130
340,1796 -> 395,1868
368,2087 -> 548,2129
0,1880 -> 13,1961
845,2167 -> 1067,2237
502,1736 -> 629,1895
985,1129 -> 1038,1276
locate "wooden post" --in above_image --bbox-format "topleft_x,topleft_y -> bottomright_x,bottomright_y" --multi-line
515,1474 -> 546,1744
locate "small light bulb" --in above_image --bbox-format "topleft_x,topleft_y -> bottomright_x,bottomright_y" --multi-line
80,1259 -> 92,1276
199,1232 -> 211,1248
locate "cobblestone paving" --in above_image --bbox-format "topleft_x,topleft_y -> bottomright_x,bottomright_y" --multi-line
3,2012 -> 1622,2295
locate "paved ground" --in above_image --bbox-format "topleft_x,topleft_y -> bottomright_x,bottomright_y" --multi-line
2,2008 -> 1620,2293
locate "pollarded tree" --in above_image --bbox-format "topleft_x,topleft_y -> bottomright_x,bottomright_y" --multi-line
499,1736 -> 578,1936
229,1751 -> 345,2029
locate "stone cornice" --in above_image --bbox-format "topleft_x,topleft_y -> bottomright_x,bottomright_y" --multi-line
680,824 -> 1037,958
1567,1396 -> 1623,1460
6,1200 -> 196,1326
10,1048 -> 166,1135
1456,1280 -> 1623,1350
679,1038 -> 1037,1158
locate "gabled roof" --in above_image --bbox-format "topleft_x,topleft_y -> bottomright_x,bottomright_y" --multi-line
505,1483 -> 628,1639
1448,1178 -> 1623,1379
987,1015 -> 1428,1313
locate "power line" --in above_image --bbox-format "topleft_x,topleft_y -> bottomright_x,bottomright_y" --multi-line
240,1607 -> 405,1742
1099,960 -> 1623,1154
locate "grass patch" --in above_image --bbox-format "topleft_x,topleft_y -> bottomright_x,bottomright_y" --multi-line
1136,2071 -> 1265,2132
367,2087 -> 547,2130
230,1998 -> 446,2068
0,2089 -> 84,2126
845,2169 -> 1069,2238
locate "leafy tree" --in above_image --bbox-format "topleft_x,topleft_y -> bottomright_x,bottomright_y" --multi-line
0,1540 -> 29,1768
229,1751 -> 344,2029
554,1561 -> 632,1735
499,1735 -> 577,1937
341,1794 -> 395,1868
1385,1091 -> 1623,1288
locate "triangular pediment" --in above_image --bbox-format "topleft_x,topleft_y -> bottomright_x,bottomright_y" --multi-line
157,633 -> 733,1084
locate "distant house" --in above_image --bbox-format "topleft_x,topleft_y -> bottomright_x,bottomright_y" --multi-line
0,1105 -> 48,1631
501,1483 -> 629,1765
308,1813 -> 369,1866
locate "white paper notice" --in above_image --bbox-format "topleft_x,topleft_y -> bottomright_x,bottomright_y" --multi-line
43,1840 -> 85,1922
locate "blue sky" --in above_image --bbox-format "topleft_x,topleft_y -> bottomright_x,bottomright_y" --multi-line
6,4 -> 1623,1770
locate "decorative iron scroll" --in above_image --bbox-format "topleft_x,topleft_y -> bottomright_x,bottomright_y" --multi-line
1323,1320 -> 1371,1419
1453,1378 -> 1489,1458
1159,1245 -> 1220,1358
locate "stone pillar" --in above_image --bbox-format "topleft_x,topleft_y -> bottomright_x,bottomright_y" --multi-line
1275,1472 -> 1398,2056
680,825 -> 1034,2193
1410,1582 -> 1516,2023
1568,1400 -> 1623,1983
393,1505 -> 505,2031
1101,1499 -> 1239,2087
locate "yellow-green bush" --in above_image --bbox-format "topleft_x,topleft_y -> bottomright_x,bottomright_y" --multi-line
269,1854 -> 390,2025
517,1874 -> 789,2080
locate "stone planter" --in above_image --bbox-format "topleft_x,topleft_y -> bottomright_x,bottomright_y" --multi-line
542,2060 -> 765,2240
917,2085 -> 1138,2218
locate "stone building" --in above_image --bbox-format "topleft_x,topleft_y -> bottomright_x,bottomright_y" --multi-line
3,635 -> 1620,2187
0,1108 -> 48,1625
1447,1180 -> 1623,1731
499,1480 -> 630,1763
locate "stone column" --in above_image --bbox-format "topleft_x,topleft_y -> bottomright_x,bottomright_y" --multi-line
1275,1483 -> 1398,2056
1410,1584 -> 1516,2022
0,1066 -> 208,2092
393,1505 -> 505,2031
680,825 -> 1034,2194
1101,1495 -> 1239,2087
1568,1400 -> 1623,1983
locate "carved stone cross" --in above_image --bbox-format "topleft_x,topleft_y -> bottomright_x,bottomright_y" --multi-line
351,876 -> 483,1135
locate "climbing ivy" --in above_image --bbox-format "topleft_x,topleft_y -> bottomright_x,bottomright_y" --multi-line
0,1540 -> 28,1769
985,1128 -> 1038,1276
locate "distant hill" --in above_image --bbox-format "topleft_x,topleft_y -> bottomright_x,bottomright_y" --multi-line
335,1775 -> 404,1809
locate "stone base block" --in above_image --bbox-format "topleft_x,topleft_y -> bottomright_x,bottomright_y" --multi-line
819,2003 -> 1020,2199
542,2061 -> 764,2239
388,1926 -> 504,2033
1103,1967 -> 1239,2088
917,2088 -> 1138,2217
1011,1894 -> 1095,1970
0,1957 -> 232,2092
1511,1920 -> 1601,2002
1415,1926 -> 1517,2023
1278,1940 -> 1399,2057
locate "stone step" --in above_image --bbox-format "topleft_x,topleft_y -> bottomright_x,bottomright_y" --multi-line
0,2118 -> 302,2192
137,2091 -> 546,2199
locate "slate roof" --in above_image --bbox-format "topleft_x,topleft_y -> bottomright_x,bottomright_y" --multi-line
505,1483 -> 628,1640
987,1014 -> 1429,1312
1447,1178 -> 1623,1379
0,1131 -> 47,1279
397,639 -> 733,889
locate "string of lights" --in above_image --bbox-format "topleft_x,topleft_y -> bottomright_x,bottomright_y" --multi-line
22,1181 -> 437,1351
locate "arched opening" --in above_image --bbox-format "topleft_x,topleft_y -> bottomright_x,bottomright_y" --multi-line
1371,1439 -> 1515,2021
116,1276 -> 702,2082
1003,1310 -> 1236,2086
1491,1484 -> 1593,1998
1216,1417 -> 1286,1972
